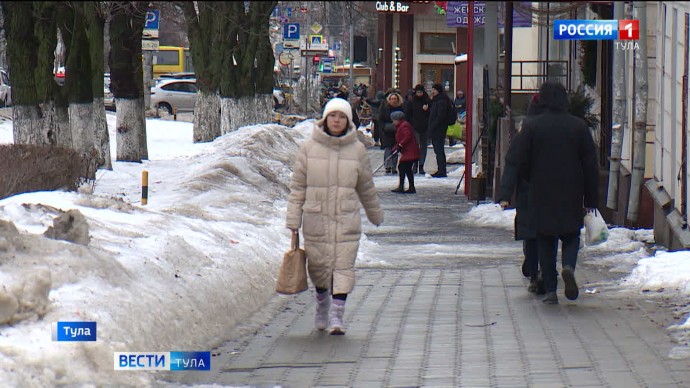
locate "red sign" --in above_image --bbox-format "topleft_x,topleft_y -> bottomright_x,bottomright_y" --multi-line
618,20 -> 639,40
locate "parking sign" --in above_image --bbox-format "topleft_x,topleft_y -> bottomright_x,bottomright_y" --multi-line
283,23 -> 300,40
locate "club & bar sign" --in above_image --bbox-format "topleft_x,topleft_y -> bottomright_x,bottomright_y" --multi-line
376,1 -> 410,13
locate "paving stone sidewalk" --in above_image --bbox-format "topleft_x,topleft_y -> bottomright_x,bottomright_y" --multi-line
168,147 -> 690,387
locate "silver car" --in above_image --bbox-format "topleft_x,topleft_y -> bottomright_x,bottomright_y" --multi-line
150,79 -> 197,114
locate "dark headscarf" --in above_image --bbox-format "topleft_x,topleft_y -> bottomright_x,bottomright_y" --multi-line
538,81 -> 568,112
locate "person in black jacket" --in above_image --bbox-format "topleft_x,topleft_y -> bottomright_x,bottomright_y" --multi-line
427,84 -> 452,177
378,90 -> 405,174
497,93 -> 554,295
405,84 -> 431,175
516,81 -> 599,305
366,91 -> 386,146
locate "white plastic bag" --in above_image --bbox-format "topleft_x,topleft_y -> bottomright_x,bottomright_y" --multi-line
584,209 -> 609,245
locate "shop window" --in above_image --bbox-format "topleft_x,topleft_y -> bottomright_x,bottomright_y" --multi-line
420,33 -> 455,55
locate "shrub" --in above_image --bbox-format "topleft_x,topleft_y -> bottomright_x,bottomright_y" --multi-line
0,144 -> 96,200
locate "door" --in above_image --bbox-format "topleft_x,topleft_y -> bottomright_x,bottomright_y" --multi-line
420,64 -> 454,98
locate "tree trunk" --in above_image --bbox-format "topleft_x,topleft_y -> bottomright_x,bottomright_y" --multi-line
3,3 -> 46,144
85,1 -> 111,169
220,95 -> 273,134
92,98 -> 112,169
115,98 -> 146,162
194,91 -> 221,142
181,1 -> 223,143
109,2 -> 147,161
66,4 -> 97,160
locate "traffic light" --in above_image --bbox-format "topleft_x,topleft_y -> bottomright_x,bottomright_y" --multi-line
313,55 -> 320,65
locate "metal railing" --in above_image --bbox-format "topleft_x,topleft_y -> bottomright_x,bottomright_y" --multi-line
497,60 -> 570,93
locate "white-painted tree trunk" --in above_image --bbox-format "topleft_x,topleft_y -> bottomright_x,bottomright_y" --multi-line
115,98 -> 147,162
627,3 -> 649,222
220,94 -> 274,135
12,105 -> 50,145
69,102 -> 96,159
193,90 -> 220,143
92,98 -> 112,170
54,105 -> 71,148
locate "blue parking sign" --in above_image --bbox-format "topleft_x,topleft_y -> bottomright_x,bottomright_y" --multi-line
283,23 -> 300,40
145,10 -> 159,30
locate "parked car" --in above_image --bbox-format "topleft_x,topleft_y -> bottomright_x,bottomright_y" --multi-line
103,73 -> 115,111
0,69 -> 11,107
150,78 -> 197,114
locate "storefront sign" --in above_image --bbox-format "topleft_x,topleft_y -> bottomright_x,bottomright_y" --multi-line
376,1 -> 411,13
446,1 -> 532,28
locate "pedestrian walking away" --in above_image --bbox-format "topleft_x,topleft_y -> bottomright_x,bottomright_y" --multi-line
516,81 -> 599,305
497,93 -> 554,295
390,110 -> 420,194
286,97 -> 384,335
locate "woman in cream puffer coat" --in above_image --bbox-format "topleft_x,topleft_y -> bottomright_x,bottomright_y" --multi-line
286,97 -> 384,335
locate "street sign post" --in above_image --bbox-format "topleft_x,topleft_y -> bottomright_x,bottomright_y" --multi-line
283,23 -> 300,40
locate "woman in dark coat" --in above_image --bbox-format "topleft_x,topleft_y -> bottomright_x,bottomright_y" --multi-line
516,81 -> 599,304
497,93 -> 549,294
378,91 -> 405,174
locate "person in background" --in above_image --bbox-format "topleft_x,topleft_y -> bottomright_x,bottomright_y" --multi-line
406,84 -> 431,175
390,110 -> 420,194
448,90 -> 467,147
427,84 -> 451,178
286,98 -> 384,334
378,90 -> 405,174
366,91 -> 386,147
454,90 -> 466,115
516,81 -> 599,305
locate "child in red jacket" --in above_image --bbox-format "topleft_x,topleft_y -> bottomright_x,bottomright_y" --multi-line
390,111 -> 420,193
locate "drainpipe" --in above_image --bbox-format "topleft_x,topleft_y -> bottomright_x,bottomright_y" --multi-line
627,2 -> 648,222
607,1 -> 626,209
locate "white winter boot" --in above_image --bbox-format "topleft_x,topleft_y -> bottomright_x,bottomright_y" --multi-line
329,299 -> 346,335
315,292 -> 330,331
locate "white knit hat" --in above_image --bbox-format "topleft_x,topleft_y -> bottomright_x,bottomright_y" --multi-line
320,98 -> 353,129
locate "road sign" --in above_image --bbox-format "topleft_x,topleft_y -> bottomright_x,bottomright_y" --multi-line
144,10 -> 159,30
284,39 -> 300,49
144,10 -> 160,39
310,35 -> 323,45
311,22 -> 323,34
142,39 -> 159,51
333,42 -> 341,50
278,51 -> 293,66
283,23 -> 300,40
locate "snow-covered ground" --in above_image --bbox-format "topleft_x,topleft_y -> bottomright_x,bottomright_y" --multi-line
0,114 -> 689,386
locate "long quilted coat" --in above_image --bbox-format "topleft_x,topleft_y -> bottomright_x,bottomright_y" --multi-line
286,124 -> 384,294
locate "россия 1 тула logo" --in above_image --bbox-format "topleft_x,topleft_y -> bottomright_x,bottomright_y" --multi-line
554,19 -> 640,40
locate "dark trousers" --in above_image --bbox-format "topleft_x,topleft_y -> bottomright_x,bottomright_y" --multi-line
397,160 -> 416,189
412,131 -> 428,173
431,135 -> 446,174
537,232 -> 581,293
523,239 -> 539,279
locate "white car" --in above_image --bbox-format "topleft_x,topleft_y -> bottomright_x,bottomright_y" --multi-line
150,78 -> 197,114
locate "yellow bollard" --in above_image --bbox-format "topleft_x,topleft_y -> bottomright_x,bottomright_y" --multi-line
141,170 -> 149,205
